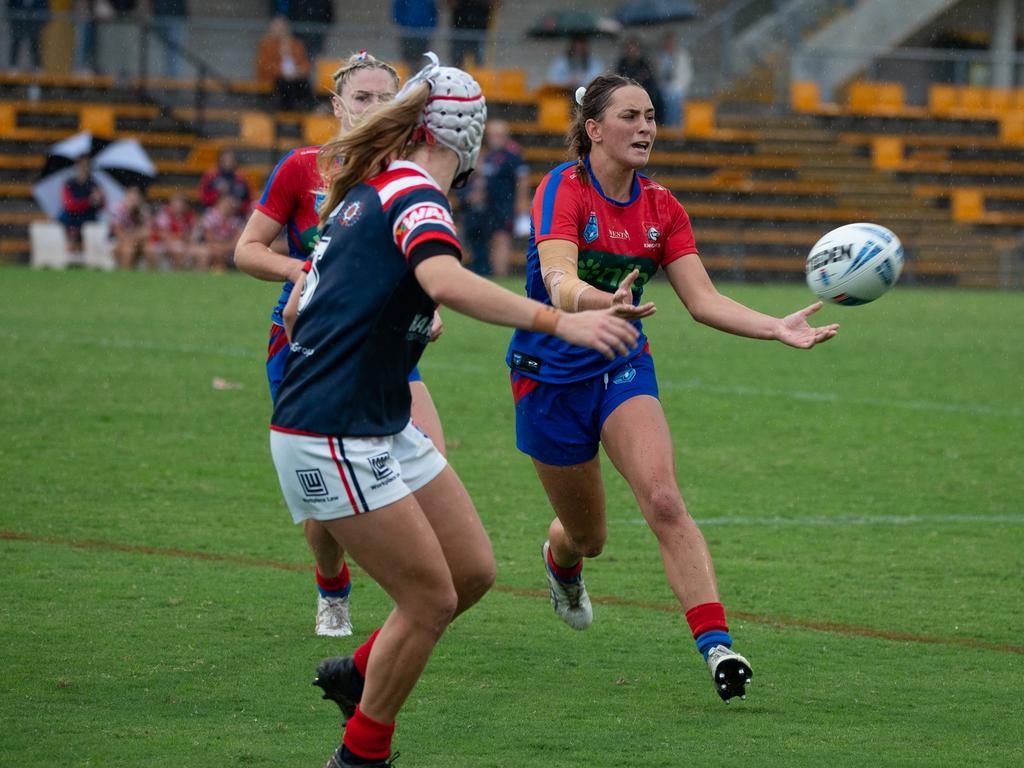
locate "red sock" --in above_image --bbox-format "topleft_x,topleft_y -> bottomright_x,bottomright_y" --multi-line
685,601 -> 729,638
343,706 -> 395,761
316,562 -> 351,595
546,546 -> 582,581
353,628 -> 381,678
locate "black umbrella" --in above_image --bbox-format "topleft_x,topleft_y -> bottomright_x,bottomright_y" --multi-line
615,0 -> 700,26
528,10 -> 622,39
34,132 -> 157,219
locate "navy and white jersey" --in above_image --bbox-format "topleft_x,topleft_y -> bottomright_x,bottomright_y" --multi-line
271,160 -> 461,437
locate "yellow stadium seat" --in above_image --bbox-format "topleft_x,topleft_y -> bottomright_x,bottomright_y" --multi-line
240,112 -> 275,147
871,137 -> 904,170
684,101 -> 715,138
957,86 -> 987,115
790,80 -> 820,113
537,91 -> 570,132
80,105 -> 114,135
304,114 -> 338,146
928,84 -> 957,116
987,88 -> 1013,113
951,188 -> 984,222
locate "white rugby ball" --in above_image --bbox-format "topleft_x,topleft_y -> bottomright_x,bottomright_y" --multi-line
805,223 -> 903,305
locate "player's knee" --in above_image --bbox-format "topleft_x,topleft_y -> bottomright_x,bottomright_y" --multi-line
568,529 -> 606,558
643,485 -> 688,533
410,586 -> 459,639
458,556 -> 496,610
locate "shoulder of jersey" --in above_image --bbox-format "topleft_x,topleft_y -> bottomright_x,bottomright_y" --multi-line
638,174 -> 668,193
366,164 -> 442,210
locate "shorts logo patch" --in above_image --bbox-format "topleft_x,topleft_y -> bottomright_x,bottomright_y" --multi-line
296,468 -> 329,497
611,366 -> 637,385
583,212 -> 599,243
368,452 -> 393,482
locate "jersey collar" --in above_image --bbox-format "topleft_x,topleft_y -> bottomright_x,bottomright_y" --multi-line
584,156 -> 640,207
389,159 -> 443,190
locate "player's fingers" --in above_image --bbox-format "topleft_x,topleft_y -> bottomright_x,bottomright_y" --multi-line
801,301 -> 823,317
618,268 -> 640,293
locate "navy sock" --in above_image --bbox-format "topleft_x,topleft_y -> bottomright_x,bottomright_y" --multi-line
696,630 -> 732,660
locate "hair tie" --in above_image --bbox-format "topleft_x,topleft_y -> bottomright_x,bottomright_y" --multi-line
575,86 -> 586,105
355,49 -> 369,60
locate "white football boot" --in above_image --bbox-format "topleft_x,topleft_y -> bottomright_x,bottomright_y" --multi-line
542,541 -> 593,630
315,594 -> 353,637
706,644 -> 752,702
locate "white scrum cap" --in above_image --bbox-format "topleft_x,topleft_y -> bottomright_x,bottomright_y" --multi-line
397,52 -> 487,179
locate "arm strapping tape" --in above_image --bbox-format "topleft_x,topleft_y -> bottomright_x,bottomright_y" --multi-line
538,241 -> 592,312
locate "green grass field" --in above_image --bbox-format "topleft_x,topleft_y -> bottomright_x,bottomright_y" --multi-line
2,267 -> 1022,767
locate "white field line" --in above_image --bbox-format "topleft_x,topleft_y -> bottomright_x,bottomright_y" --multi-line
13,331 -> 1023,418
618,513 -> 1024,526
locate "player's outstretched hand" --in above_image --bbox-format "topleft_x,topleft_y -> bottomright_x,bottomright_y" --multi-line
429,310 -> 444,342
611,268 -> 656,320
557,308 -> 641,360
776,301 -> 840,349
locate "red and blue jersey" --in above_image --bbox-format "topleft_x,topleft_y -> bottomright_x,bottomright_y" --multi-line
271,160 -> 461,437
255,146 -> 327,326
507,158 -> 698,383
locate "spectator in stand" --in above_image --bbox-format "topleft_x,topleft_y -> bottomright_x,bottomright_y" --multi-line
58,156 -> 104,249
111,185 -> 153,270
7,0 -> 50,72
392,0 -> 437,72
615,35 -> 663,120
256,15 -> 314,112
72,0 -> 101,76
285,0 -> 334,64
546,35 -> 605,91
199,148 -> 252,215
193,194 -> 244,273
449,0 -> 493,69
151,0 -> 189,79
474,119 -> 529,277
148,190 -> 195,269
656,30 -> 692,128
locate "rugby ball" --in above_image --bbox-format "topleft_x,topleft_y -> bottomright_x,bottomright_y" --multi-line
805,223 -> 903,305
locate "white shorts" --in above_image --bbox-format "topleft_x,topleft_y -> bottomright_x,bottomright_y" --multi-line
269,420 -> 447,523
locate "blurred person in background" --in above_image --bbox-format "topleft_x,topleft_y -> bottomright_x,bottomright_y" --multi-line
448,0 -> 494,68
546,35 -> 604,91
148,190 -> 196,269
256,15 -> 314,112
7,0 -> 50,72
151,0 -> 189,78
199,148 -> 252,215
193,194 -> 243,272
615,35 -> 663,121
460,119 -> 528,277
283,0 -> 335,64
655,30 -> 692,128
58,155 -> 104,250
392,0 -> 437,72
111,185 -> 153,270
236,51 -> 457,639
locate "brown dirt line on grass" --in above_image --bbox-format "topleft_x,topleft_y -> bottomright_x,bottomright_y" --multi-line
5,529 -> 1022,656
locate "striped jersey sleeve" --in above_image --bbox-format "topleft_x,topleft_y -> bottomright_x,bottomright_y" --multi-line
531,162 -> 584,246
371,168 -> 461,262
255,149 -> 300,225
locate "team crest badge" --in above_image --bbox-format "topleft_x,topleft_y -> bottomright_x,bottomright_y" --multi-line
583,212 -> 599,243
646,225 -> 661,242
313,191 -> 326,213
339,201 -> 362,227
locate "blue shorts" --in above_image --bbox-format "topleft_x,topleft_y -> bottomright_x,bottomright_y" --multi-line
266,323 -> 423,402
511,351 -> 659,466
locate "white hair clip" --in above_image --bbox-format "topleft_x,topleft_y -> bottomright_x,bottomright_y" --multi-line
396,51 -> 441,101
575,86 -> 587,105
